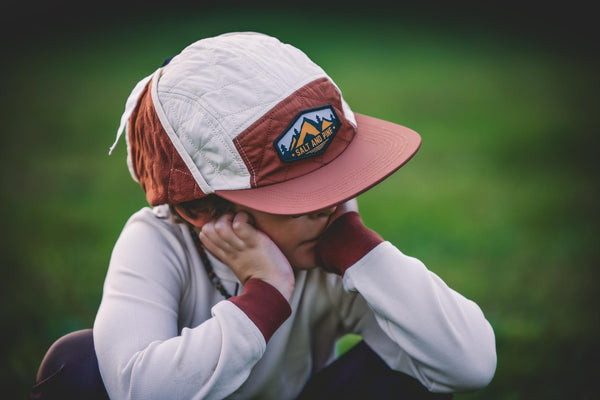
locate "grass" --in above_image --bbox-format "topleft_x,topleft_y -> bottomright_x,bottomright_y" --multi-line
1,8 -> 598,399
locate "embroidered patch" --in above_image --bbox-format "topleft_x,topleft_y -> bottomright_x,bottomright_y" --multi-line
274,105 -> 341,162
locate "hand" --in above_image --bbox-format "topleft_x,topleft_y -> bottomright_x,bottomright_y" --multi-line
328,198 -> 359,226
316,198 -> 382,275
199,212 -> 295,301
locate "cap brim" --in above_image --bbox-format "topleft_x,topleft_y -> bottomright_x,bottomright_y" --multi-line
216,113 -> 421,215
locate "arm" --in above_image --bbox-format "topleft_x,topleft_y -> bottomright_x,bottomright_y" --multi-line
93,214 -> 290,400
199,212 -> 295,302
316,211 -> 497,393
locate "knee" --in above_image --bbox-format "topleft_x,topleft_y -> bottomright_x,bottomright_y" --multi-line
297,341 -> 452,400
30,329 -> 109,400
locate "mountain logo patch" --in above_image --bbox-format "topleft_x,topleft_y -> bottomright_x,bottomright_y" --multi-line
274,105 -> 341,162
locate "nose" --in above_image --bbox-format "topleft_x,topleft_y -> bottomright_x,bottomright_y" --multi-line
308,205 -> 337,219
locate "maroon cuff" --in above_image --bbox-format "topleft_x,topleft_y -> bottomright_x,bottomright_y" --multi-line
315,212 -> 384,275
228,278 -> 291,343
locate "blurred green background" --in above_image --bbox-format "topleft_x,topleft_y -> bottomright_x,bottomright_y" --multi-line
1,1 -> 598,399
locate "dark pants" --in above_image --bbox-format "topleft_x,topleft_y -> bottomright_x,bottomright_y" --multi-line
29,330 -> 109,400
30,330 -> 452,400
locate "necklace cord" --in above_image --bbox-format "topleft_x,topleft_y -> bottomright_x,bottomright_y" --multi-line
189,227 -> 233,299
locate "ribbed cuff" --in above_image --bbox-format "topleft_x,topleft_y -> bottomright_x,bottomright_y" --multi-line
316,212 -> 384,275
228,278 -> 292,343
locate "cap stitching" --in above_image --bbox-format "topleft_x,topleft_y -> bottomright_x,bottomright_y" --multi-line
163,72 -> 328,138
233,136 -> 257,187
232,44 -> 288,93
151,72 -> 213,194
167,85 -> 274,118
180,132 -> 225,178
167,96 -> 219,177
167,95 -> 242,179
224,92 -> 236,132
165,85 -> 277,139
172,166 -> 194,176
164,92 -> 254,175
163,54 -> 262,110
253,114 -> 273,183
164,98 -> 225,182
167,143 -> 175,201
236,77 -> 343,184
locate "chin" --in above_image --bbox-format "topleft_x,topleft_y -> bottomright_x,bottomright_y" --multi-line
292,262 -> 320,271
289,251 -> 321,270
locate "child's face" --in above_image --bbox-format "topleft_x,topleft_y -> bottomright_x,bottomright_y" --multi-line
235,205 -> 338,270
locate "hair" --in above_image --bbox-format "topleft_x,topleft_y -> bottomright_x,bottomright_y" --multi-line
169,195 -> 236,225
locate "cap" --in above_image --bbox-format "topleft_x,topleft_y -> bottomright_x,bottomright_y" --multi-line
110,32 -> 421,215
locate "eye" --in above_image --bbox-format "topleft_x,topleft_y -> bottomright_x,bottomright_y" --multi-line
291,215 -> 303,219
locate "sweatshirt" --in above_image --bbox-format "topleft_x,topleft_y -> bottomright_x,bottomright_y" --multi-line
93,205 -> 496,399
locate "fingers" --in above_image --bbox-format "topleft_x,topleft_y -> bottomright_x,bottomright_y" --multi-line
200,213 -> 242,252
200,212 -> 257,253
232,212 -> 256,241
198,228 -> 230,262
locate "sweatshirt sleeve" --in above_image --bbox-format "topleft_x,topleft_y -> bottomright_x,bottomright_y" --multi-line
316,212 -> 497,393
93,213 -> 290,400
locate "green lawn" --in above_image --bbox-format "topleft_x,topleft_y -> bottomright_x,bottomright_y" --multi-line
2,9 -> 597,399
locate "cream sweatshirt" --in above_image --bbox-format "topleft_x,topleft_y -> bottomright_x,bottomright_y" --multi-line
94,205 -> 496,399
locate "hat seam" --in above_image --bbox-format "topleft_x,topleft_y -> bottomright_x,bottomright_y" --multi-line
162,77 -> 264,119
159,90 -> 266,190
167,143 -> 175,201
233,137 -> 258,187
161,86 -> 278,139
177,121 -> 232,181
124,33 -> 420,212
150,72 -> 214,194
245,78 -> 343,182
227,43 -> 289,94
166,96 -> 247,182
160,69 -> 329,140
253,114 -> 273,186
180,40 -> 287,97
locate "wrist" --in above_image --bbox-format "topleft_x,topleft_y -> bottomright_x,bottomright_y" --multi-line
228,278 -> 292,342
316,211 -> 383,274
251,273 -> 295,302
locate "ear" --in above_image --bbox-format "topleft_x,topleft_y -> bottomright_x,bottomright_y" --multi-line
174,205 -> 212,228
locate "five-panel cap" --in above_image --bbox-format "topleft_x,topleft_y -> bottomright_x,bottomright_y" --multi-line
110,32 -> 421,215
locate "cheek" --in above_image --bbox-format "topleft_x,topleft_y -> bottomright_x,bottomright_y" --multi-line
257,218 -> 302,242
288,243 -> 320,269
284,229 -> 320,265
260,222 -> 320,269
271,230 -> 303,254
249,212 -> 318,264
266,225 -> 308,256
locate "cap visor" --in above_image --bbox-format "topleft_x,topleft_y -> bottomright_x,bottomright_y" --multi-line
216,113 -> 421,215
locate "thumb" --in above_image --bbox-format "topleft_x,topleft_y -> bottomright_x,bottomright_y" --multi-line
232,211 -> 257,240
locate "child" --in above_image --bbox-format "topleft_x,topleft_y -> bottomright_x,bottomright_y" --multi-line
31,32 -> 496,400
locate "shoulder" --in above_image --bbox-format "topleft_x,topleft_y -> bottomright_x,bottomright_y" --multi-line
110,205 -> 194,282
120,205 -> 186,246
124,204 -> 178,231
